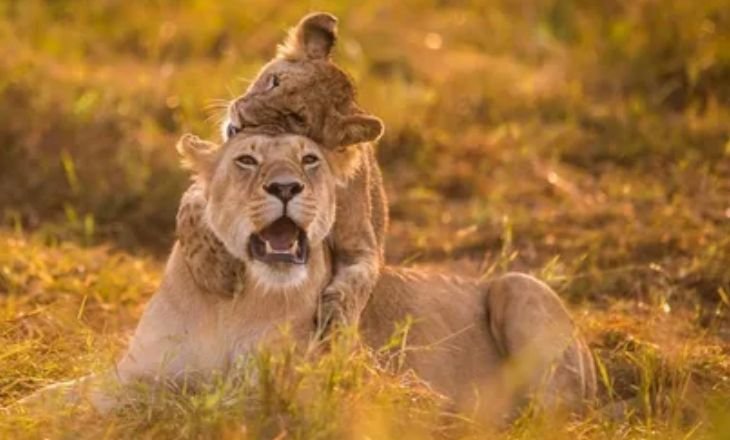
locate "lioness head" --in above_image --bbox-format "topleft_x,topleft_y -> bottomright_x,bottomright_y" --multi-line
223,12 -> 384,149
177,133 -> 336,288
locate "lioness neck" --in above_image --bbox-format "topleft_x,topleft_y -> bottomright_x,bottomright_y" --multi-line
228,242 -> 331,350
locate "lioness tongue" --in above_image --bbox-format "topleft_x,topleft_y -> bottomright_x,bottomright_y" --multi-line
259,218 -> 298,251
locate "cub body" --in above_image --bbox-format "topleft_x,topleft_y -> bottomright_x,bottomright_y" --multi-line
177,12 -> 387,334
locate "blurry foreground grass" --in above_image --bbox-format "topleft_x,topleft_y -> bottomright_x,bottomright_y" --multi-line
1,231 -> 729,439
0,0 -> 729,438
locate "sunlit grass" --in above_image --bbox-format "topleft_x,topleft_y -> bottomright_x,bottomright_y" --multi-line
1,231 -> 728,438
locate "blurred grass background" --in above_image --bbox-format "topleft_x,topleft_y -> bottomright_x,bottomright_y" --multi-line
0,0 -> 729,438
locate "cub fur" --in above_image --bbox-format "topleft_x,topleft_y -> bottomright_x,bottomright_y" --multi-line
177,12 -> 388,336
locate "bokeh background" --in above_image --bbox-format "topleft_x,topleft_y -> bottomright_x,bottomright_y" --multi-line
1,0 -> 729,437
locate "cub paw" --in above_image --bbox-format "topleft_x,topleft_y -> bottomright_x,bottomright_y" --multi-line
314,288 -> 346,339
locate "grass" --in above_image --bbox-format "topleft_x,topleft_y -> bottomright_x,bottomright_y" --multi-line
0,228 -> 728,439
0,0 -> 729,438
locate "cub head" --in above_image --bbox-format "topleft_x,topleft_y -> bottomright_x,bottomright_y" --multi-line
177,133 -> 337,287
224,12 -> 384,149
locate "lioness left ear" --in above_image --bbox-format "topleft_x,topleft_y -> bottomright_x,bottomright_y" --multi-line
280,12 -> 338,60
330,114 -> 385,147
176,134 -> 218,179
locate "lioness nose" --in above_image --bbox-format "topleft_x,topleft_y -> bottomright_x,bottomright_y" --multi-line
264,181 -> 304,202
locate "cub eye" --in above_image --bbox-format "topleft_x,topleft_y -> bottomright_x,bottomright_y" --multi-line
302,154 -> 320,166
268,74 -> 280,90
235,154 -> 258,168
226,124 -> 241,139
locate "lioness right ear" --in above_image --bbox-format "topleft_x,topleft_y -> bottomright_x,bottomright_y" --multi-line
279,12 -> 338,60
176,134 -> 218,179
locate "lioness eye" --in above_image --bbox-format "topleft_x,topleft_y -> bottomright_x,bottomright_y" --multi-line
226,124 -> 241,139
302,154 -> 319,166
235,154 -> 258,167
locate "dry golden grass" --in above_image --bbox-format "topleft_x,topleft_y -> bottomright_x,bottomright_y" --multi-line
0,0 -> 728,438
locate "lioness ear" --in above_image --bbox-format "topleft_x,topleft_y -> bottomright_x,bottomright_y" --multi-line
176,134 -> 218,179
279,12 -> 338,60
328,113 -> 385,147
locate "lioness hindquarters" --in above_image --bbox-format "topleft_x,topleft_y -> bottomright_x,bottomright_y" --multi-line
483,272 -> 597,410
360,268 -> 595,422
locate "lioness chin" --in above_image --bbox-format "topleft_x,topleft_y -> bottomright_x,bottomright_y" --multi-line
17,133 -> 595,423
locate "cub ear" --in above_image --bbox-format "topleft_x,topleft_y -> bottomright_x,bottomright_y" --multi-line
327,113 -> 385,148
176,134 -> 218,179
280,12 -> 338,60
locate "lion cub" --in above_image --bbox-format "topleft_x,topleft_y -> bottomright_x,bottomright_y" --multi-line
177,13 -> 387,337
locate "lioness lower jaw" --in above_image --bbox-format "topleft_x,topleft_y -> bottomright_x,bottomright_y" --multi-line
247,260 -> 310,291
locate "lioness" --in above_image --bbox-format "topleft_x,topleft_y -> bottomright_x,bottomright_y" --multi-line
19,133 -> 595,421
178,12 -> 387,338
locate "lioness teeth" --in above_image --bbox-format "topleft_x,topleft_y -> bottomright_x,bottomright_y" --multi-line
263,238 -> 299,255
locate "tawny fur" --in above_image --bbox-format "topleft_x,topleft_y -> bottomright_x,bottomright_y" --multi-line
177,12 -> 388,336
18,134 -> 595,422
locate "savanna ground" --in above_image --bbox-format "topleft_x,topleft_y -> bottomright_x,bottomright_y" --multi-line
0,0 -> 729,438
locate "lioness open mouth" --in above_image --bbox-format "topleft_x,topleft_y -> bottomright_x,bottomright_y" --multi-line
249,217 -> 309,264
